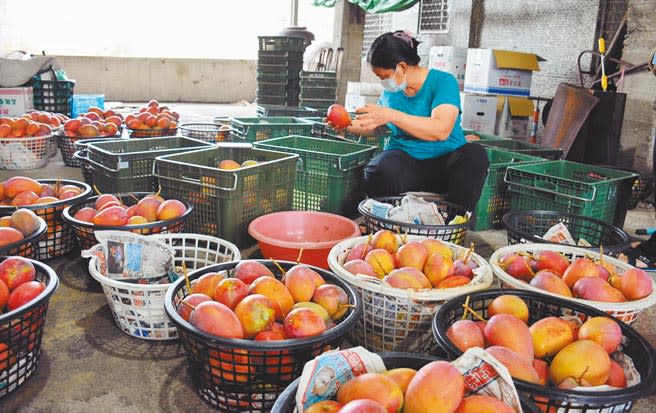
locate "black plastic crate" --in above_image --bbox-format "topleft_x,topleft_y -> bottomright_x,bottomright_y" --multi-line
258,36 -> 305,52
30,68 -> 75,117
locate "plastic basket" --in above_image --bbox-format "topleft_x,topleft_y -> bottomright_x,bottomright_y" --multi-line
127,127 -> 178,138
0,258 -> 59,398
328,234 -> 493,353
31,72 -> 74,116
502,210 -> 630,253
85,136 -> 212,194
505,160 -> 639,227
0,134 -> 54,170
256,105 -> 321,117
47,129 -> 59,158
258,51 -> 304,67
258,36 -> 305,52
480,139 -> 564,160
299,87 -> 336,100
62,193 -> 193,250
56,135 -> 122,168
271,352 -> 542,413
358,196 -> 471,245
298,98 -> 334,111
87,233 -> 240,340
230,117 -> 314,142
0,216 -> 47,259
256,82 -> 289,97
0,179 -> 91,260
433,288 -> 656,413
489,243 -> 656,324
153,146 -> 298,247
472,147 -> 547,231
255,96 -> 289,106
256,67 -> 299,81
253,136 -> 376,216
163,259 -> 361,412
179,123 -> 228,143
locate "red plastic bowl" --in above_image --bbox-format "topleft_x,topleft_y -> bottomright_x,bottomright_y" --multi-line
248,211 -> 361,269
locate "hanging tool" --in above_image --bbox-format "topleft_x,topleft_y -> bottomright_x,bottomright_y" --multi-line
598,37 -> 608,91
325,48 -> 334,72
334,47 -> 344,73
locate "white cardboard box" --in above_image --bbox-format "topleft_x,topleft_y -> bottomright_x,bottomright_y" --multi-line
429,46 -> 467,90
0,87 -> 33,116
460,92 -> 498,134
463,49 -> 541,97
497,96 -> 533,139
345,94 -> 379,112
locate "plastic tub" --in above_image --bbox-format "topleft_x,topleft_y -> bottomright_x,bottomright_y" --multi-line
248,211 -> 361,269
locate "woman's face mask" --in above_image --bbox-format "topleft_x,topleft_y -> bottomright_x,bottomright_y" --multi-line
380,65 -> 407,93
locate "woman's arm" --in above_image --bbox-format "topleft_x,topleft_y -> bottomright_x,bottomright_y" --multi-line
355,103 -> 459,141
344,119 -> 389,137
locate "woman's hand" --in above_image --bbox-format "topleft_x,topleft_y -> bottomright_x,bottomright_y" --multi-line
355,104 -> 398,130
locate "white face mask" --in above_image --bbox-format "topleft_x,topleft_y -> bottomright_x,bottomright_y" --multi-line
380,65 -> 407,93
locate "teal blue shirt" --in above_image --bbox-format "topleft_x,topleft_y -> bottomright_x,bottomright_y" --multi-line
379,69 -> 466,160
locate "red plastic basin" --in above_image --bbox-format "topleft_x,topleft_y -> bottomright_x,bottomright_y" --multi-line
248,211 -> 361,269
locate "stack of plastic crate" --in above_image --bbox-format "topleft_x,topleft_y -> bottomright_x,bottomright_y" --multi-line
257,36 -> 305,107
299,71 -> 337,111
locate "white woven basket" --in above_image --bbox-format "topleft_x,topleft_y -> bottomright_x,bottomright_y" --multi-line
88,233 -> 240,341
327,234 -> 493,353
489,243 -> 656,325
0,134 -> 54,170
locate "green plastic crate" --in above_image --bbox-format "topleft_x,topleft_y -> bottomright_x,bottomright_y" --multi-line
230,117 -> 314,142
153,146 -> 298,247
472,147 -> 546,231
86,136 -> 212,193
256,105 -> 321,117
480,139 -> 563,160
505,160 -> 639,227
464,130 -> 511,140
253,136 -> 376,216
303,118 -> 390,153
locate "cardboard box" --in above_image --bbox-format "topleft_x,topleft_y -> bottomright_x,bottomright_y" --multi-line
345,94 -> 379,112
0,87 -> 33,116
460,92 -> 498,134
464,49 -> 541,97
497,96 -> 534,139
429,46 -> 467,89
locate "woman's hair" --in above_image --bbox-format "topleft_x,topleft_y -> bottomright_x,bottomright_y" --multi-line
367,30 -> 421,69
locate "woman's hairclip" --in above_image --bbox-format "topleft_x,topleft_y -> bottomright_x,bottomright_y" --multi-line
393,30 -> 415,47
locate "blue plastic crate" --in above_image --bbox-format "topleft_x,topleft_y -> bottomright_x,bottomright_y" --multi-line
71,94 -> 105,117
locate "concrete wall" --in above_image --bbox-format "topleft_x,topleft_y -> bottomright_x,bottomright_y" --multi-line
618,0 -> 656,174
334,3 -> 365,102
55,56 -> 256,103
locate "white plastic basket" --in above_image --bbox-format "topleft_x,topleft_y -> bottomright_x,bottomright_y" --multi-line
87,233 -> 240,341
327,234 -> 493,353
0,134 -> 53,169
489,243 -> 656,325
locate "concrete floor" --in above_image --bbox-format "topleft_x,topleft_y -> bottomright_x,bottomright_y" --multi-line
0,103 -> 655,412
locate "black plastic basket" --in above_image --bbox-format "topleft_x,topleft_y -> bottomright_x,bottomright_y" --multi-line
62,192 -> 193,250
358,196 -> 471,245
30,67 -> 74,116
0,217 -> 47,259
258,36 -> 305,52
57,135 -> 122,167
163,260 -> 362,412
433,289 -> 656,413
502,210 -> 630,254
73,150 -> 93,186
271,352 -> 542,413
0,257 -> 59,398
0,180 -> 92,260
179,123 -> 229,143
127,127 -> 178,138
